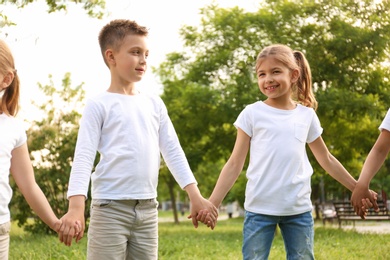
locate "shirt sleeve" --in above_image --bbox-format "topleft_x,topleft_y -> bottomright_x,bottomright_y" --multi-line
234,105 -> 252,137
379,108 -> 390,132
157,97 -> 197,189
307,109 -> 323,143
67,99 -> 102,199
15,119 -> 27,148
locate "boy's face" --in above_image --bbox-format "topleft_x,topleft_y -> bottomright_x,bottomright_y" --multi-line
109,34 -> 149,84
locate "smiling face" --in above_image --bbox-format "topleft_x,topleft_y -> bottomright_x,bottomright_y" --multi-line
256,56 -> 298,106
108,34 -> 149,86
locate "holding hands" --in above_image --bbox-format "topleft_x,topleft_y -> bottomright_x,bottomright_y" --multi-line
184,183 -> 218,230
351,183 -> 379,219
58,195 -> 86,246
188,198 -> 218,230
58,212 -> 84,246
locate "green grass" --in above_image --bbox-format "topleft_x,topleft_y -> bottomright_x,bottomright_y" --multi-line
9,217 -> 390,259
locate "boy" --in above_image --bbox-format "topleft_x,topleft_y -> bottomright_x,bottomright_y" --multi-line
58,19 -> 217,259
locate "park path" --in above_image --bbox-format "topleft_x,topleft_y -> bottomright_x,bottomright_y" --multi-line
338,221 -> 390,234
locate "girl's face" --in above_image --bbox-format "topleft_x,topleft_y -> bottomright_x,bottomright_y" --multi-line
256,57 -> 298,104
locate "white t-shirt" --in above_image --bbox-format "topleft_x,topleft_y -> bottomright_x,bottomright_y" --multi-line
379,108 -> 390,132
234,102 -> 323,216
0,114 -> 27,224
67,92 -> 196,200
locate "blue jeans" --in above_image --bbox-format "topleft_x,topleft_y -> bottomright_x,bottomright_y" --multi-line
243,211 -> 314,260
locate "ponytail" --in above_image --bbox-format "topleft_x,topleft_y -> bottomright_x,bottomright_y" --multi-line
293,51 -> 318,110
1,71 -> 20,116
0,40 -> 20,116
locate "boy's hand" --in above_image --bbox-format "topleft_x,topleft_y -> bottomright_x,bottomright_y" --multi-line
351,184 -> 378,218
58,211 -> 85,246
188,198 -> 218,229
196,208 -> 219,229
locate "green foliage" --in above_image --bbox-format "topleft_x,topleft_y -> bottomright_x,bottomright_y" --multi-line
156,0 -> 390,204
0,0 -> 105,30
9,73 -> 87,234
0,0 -> 106,18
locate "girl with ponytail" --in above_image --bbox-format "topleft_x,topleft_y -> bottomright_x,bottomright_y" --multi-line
0,39 -> 77,259
207,44 -> 376,259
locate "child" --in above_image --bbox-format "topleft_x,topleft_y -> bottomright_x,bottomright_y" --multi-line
58,19 -> 217,259
205,44 -> 375,259
351,109 -> 390,216
0,39 -> 63,259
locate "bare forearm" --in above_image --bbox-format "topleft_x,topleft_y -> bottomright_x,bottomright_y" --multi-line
358,149 -> 388,186
324,155 -> 356,192
209,165 -> 241,207
22,184 -> 58,230
68,195 -> 86,213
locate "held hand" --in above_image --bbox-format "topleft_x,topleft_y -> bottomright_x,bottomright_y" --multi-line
196,208 -> 219,229
52,218 -> 62,233
188,197 -> 218,230
369,190 -> 379,212
58,211 -> 85,246
351,183 -> 378,219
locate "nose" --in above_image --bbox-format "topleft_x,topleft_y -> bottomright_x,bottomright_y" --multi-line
140,57 -> 147,65
266,76 -> 274,83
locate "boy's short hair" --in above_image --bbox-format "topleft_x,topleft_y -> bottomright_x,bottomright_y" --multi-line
98,19 -> 149,66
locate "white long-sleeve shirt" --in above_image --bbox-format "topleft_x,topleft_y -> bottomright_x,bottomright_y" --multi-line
0,114 -> 27,224
67,92 -> 196,200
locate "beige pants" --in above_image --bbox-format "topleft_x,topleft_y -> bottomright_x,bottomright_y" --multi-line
0,222 -> 11,260
87,199 -> 158,260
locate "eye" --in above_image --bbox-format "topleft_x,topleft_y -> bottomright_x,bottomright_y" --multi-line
258,72 -> 265,77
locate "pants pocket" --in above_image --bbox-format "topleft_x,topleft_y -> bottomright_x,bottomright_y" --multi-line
0,222 -> 11,235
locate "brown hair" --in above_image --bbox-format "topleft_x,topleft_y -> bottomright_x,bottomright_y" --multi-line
98,19 -> 149,67
255,44 -> 318,110
0,40 -> 20,116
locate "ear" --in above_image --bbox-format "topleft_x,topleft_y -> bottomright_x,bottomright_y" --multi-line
1,71 -> 14,89
291,69 -> 299,84
105,49 -> 115,66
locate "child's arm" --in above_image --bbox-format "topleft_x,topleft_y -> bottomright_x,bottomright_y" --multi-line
351,129 -> 390,213
308,137 -> 356,191
184,184 -> 218,229
308,136 -> 376,218
10,143 -> 61,231
208,128 -> 250,214
58,195 -> 86,246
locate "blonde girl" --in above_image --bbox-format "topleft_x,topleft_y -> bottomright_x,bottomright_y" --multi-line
0,39 -> 62,259
207,44 -> 376,259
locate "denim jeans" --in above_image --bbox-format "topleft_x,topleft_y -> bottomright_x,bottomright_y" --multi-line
242,211 -> 314,260
87,199 -> 159,260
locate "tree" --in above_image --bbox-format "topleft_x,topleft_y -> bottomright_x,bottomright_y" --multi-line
9,73 -> 88,234
156,0 -> 390,207
0,0 -> 106,19
3,0 -> 105,233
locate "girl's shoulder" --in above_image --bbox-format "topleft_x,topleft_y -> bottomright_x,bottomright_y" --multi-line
296,103 -> 316,112
0,113 -> 27,141
0,113 -> 25,127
